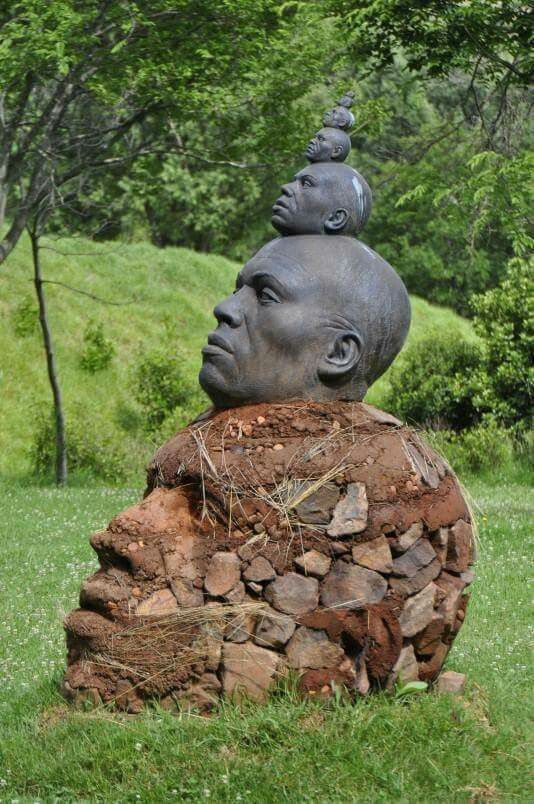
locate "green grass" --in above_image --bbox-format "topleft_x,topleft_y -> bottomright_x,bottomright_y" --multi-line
0,471 -> 532,802
0,232 -> 475,479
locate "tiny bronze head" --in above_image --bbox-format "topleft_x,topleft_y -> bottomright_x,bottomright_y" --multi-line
305,127 -> 351,163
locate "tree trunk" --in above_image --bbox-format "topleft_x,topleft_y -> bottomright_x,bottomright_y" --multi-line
30,230 -> 67,485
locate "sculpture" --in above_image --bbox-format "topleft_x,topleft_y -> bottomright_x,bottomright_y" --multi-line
63,92 -> 475,711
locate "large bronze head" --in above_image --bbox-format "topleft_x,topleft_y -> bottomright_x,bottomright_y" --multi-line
199,235 -> 411,409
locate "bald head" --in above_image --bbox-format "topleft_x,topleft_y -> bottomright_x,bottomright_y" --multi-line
305,127 -> 351,163
199,235 -> 410,407
272,162 -> 372,238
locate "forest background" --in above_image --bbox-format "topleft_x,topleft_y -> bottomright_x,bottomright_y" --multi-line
0,0 -> 531,485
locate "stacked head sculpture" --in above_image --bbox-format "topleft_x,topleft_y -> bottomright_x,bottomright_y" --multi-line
63,91 -> 474,712
201,90 -> 406,409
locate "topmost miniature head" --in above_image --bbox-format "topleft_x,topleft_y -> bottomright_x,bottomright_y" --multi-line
322,89 -> 356,131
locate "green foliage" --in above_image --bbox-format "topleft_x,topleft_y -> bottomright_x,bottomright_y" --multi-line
385,333 -> 482,429
471,258 -> 533,428
335,0 -> 531,86
79,320 -> 115,373
132,349 -> 203,434
385,259 -> 532,436
11,296 -> 38,337
31,405 -> 130,481
429,419 -> 516,475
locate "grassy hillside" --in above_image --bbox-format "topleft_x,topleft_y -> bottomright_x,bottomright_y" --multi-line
0,233 -> 475,478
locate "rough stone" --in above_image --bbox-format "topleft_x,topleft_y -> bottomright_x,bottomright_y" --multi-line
360,403 -> 402,426
460,569 -> 476,586
436,572 -> 466,627
222,641 -> 280,702
437,670 -> 466,695
243,556 -> 276,584
72,687 -> 102,709
399,582 -> 437,637
178,673 -> 222,711
224,611 -> 256,643
320,560 -> 387,609
223,581 -> 246,603
405,441 -> 440,489
170,579 -> 204,609
327,482 -> 368,537
352,536 -> 393,573
418,642 -> 450,682
445,519 -> 473,573
294,549 -> 332,578
136,588 -> 179,616
430,527 -> 449,564
254,608 -> 296,649
265,572 -> 318,615
392,539 -> 436,577
389,557 -> 441,596
294,482 -> 340,524
285,627 -> 344,669
390,521 -> 423,555
413,612 -> 446,655
388,644 -> 419,687
204,552 -> 241,597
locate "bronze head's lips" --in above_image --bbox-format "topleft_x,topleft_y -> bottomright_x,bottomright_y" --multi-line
272,195 -> 295,217
202,331 -> 233,356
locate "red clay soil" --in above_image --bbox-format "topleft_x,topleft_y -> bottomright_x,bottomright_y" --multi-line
63,400 -> 476,711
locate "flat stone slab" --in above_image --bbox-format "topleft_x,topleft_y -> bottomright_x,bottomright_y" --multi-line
204,552 -> 241,597
265,572 -> 319,615
222,641 -> 280,702
320,560 -> 387,609
327,482 -> 368,537
352,535 -> 393,573
285,627 -> 344,669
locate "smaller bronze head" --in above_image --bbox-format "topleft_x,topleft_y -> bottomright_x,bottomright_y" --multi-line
271,162 -> 371,237
305,127 -> 351,163
322,105 -> 355,131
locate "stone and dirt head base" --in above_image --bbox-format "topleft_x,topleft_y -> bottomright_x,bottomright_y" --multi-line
63,401 -> 476,712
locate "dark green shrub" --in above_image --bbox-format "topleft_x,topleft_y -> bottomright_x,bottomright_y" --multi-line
12,296 -> 38,337
31,407 -> 130,481
429,418 -> 515,475
79,320 -> 115,373
385,332 -> 483,429
471,258 -> 533,428
132,349 -> 204,433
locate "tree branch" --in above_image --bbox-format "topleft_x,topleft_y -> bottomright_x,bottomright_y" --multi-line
39,279 -> 136,306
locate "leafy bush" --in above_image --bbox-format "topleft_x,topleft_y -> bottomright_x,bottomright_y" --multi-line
429,419 -> 515,475
12,296 -> 38,338
471,258 -> 533,428
31,406 -> 131,481
79,320 -> 115,373
385,332 -> 483,429
132,349 -> 204,434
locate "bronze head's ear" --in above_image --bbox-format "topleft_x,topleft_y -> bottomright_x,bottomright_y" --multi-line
324,208 -> 349,233
318,330 -> 363,385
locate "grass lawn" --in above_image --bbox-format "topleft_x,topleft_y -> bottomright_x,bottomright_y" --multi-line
0,470 -> 532,802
